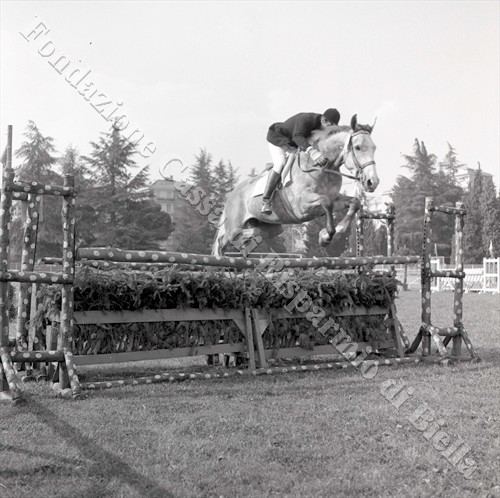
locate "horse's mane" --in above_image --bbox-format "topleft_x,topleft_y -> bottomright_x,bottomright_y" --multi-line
311,122 -> 373,142
310,122 -> 373,149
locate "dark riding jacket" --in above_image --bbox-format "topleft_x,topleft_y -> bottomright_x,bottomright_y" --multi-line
267,112 -> 323,151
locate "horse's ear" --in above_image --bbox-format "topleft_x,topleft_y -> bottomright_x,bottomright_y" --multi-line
371,117 -> 377,131
350,114 -> 358,130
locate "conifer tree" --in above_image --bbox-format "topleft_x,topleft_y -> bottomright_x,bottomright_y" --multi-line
13,121 -> 62,258
479,173 -> 499,258
439,143 -> 464,183
463,168 -> 485,263
392,139 -> 464,259
59,146 -> 96,247
82,123 -> 172,248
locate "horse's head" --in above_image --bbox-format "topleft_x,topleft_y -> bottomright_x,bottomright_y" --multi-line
313,114 -> 379,193
344,114 -> 379,192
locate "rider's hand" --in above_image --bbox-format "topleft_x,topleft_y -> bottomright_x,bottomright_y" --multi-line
306,147 -> 328,167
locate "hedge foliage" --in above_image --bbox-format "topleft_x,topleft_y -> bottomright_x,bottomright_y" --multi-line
34,266 -> 399,354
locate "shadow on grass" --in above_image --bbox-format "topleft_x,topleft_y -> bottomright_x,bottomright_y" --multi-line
16,398 -> 174,498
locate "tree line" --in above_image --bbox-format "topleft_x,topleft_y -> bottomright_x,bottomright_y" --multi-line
3,121 -> 499,263
4,120 -> 240,260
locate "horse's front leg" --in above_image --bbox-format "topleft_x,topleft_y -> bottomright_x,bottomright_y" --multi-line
332,195 -> 362,233
318,198 -> 336,246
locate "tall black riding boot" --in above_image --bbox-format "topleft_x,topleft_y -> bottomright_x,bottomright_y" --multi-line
261,170 -> 281,215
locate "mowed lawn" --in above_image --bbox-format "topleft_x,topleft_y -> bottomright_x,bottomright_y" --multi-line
0,290 -> 499,498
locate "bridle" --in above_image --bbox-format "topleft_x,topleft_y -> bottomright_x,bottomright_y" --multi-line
298,129 -> 375,182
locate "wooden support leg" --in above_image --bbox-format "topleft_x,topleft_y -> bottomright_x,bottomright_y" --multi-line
63,348 -> 82,399
405,325 -> 424,355
389,304 -> 405,358
251,310 -> 268,369
0,347 -> 23,405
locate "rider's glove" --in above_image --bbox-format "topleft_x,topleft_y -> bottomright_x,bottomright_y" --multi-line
306,147 -> 328,167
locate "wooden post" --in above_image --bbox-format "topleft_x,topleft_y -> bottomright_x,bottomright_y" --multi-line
56,175 -> 76,390
0,126 -> 22,401
355,209 -> 364,257
15,194 -> 42,378
420,197 -> 433,356
386,203 -> 395,258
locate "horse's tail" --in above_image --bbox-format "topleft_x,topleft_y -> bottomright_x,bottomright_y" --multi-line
211,207 -> 227,256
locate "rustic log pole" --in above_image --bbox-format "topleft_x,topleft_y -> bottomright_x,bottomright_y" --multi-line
81,357 -> 424,391
420,197 -> 434,356
355,210 -> 364,257
76,247 -> 419,270
0,346 -> 22,404
15,194 -> 42,378
63,348 -> 82,399
0,127 -> 18,400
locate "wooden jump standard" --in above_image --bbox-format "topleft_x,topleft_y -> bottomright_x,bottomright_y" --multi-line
406,197 -> 479,361
0,126 -> 81,403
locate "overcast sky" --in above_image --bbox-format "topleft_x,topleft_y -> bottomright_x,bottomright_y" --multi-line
1,0 -> 499,197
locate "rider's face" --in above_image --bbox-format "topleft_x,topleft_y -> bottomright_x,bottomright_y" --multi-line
321,117 -> 334,128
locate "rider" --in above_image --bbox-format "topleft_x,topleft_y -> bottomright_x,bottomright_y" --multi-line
262,108 -> 341,215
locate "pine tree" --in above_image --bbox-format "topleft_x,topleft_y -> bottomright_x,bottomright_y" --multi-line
171,150 -> 240,254
463,168 -> 485,263
225,161 -> 238,192
403,139 -> 436,183
479,173 -> 499,258
190,148 -> 215,194
82,122 -> 170,249
493,193 -> 500,257
15,121 -> 59,182
59,146 -> 97,247
212,160 -> 229,207
438,143 -> 464,183
172,149 -> 217,254
392,139 -> 464,259
13,121 -> 62,259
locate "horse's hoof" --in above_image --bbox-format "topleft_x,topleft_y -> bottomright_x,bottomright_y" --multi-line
318,229 -> 333,246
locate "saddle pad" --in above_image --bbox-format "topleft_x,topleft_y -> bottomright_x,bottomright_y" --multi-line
252,174 -> 268,198
251,161 -> 294,198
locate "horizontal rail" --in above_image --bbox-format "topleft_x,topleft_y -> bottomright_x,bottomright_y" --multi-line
428,325 -> 460,337
358,212 -> 395,220
10,350 -> 65,362
81,357 -> 424,390
0,270 -> 73,284
6,181 -> 75,197
430,205 -> 467,216
72,308 -> 245,325
77,247 -> 419,270
253,305 -> 391,321
430,270 -> 465,279
12,192 -> 29,202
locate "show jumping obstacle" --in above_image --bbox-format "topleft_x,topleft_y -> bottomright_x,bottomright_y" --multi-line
0,126 -> 479,402
0,126 -> 81,403
406,198 -> 479,360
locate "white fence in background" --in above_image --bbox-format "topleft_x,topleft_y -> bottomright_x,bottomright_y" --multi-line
429,257 -> 499,293
483,258 -> 500,293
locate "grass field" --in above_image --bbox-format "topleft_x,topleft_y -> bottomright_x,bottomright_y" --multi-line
0,290 -> 499,498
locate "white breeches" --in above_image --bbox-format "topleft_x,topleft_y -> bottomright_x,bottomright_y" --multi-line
268,143 -> 297,174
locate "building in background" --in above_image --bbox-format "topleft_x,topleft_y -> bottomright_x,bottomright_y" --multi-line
149,176 -> 188,251
456,166 -> 493,191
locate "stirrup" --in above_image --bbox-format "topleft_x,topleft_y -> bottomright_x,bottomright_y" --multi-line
261,201 -> 273,215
